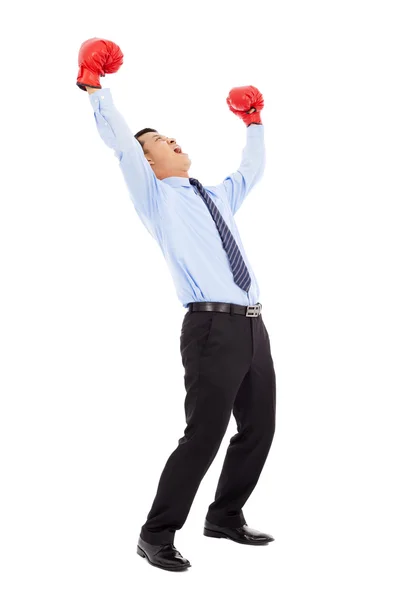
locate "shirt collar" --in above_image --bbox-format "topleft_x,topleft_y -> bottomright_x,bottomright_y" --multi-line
161,176 -> 192,188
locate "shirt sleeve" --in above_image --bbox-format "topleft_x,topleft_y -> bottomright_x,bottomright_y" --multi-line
88,88 -> 164,226
210,124 -> 266,215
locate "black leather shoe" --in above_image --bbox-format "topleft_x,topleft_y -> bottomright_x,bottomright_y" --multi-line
203,519 -> 274,545
137,536 -> 191,571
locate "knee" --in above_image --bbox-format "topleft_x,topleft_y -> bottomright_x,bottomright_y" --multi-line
180,415 -> 229,449
197,419 -> 229,446
254,414 -> 275,445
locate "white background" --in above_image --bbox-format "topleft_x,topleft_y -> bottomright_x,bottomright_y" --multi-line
1,0 -> 399,597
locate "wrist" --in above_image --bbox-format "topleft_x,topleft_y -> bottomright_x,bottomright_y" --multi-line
86,86 -> 101,95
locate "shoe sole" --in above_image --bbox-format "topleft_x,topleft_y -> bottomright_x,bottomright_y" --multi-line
203,527 -> 271,545
137,545 -> 191,571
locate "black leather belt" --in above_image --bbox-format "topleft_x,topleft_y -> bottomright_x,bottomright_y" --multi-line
187,302 -> 262,317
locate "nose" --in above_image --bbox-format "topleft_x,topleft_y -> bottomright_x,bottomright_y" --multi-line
168,138 -> 176,145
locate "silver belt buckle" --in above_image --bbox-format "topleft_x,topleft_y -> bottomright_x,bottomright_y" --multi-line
246,302 -> 262,317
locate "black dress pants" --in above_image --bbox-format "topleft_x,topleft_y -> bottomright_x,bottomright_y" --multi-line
140,302 -> 276,545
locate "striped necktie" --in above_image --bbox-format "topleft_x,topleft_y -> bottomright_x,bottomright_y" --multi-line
189,177 -> 251,292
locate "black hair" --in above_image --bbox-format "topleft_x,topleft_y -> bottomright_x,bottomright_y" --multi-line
134,128 -> 158,154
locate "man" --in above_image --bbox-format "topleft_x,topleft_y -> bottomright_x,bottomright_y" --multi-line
77,38 -> 276,572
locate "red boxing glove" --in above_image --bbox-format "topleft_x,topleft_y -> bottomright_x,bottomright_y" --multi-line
76,38 -> 124,91
226,85 -> 264,126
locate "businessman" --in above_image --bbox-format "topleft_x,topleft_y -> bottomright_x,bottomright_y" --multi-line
77,37 -> 276,572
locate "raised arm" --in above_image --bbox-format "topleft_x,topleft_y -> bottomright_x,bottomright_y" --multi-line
78,39 -> 163,232
210,86 -> 266,215
86,85 -> 141,153
85,86 -> 162,226
211,124 -> 266,215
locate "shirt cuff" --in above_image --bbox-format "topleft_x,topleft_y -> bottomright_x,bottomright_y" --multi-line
247,123 -> 264,135
88,87 -> 113,109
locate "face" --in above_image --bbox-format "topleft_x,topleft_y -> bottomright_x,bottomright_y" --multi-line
138,131 -> 192,179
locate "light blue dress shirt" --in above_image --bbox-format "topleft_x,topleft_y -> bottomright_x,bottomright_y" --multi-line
89,88 -> 266,308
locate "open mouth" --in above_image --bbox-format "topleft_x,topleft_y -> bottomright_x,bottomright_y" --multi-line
173,146 -> 182,154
